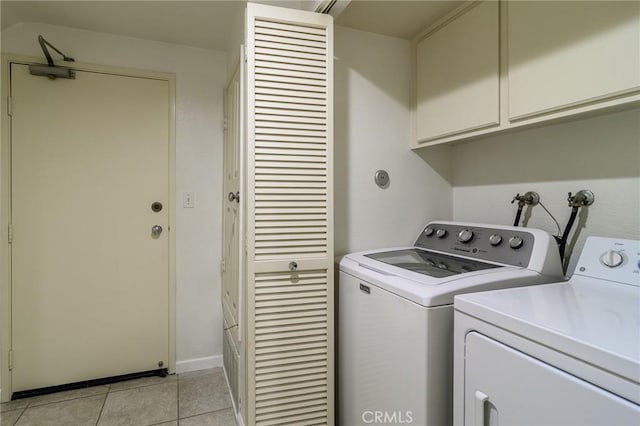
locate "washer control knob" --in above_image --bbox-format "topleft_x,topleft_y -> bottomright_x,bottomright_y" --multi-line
424,227 -> 435,236
600,250 -> 624,268
436,229 -> 447,238
509,236 -> 524,249
457,229 -> 474,243
489,234 -> 503,246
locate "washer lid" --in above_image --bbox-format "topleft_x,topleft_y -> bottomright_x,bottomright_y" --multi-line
455,277 -> 640,385
364,248 -> 500,278
340,248 -> 541,307
344,247 -> 510,286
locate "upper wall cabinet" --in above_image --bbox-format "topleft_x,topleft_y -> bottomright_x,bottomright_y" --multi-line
508,1 -> 640,121
415,1 -> 499,142
412,0 -> 640,148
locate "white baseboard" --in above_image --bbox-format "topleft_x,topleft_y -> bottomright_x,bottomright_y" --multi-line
175,355 -> 223,374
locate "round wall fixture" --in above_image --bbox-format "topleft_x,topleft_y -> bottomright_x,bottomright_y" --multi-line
374,170 -> 390,188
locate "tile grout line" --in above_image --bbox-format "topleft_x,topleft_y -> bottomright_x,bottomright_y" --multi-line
12,391 -> 109,410
177,406 -> 234,422
12,407 -> 27,426
108,377 -> 177,395
176,373 -> 180,423
94,385 -> 110,426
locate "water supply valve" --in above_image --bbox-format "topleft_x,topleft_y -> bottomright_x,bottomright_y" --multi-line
567,190 -> 595,207
511,191 -> 540,206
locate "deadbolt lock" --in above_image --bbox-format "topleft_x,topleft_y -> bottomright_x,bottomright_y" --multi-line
151,202 -> 163,212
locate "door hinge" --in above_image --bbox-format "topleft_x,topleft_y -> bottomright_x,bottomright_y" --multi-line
223,116 -> 228,131
8,223 -> 13,244
221,258 -> 226,273
8,350 -> 13,370
7,97 -> 12,116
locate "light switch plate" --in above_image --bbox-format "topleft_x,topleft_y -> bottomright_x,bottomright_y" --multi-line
183,192 -> 195,208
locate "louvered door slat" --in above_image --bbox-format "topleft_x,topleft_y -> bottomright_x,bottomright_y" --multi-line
256,394 -> 328,414
256,403 -> 328,421
257,114 -> 326,125
256,49 -> 325,65
258,410 -> 327,426
256,20 -> 326,36
256,109 -> 327,121
256,181 -> 326,189
256,120 -> 326,130
257,342 -> 327,356
255,39 -> 326,56
256,391 -> 328,410
255,335 -> 327,350
256,101 -> 326,113
255,89 -> 326,102
247,4 -> 333,425
256,100 -> 326,113
256,33 -> 327,49
256,188 -> 326,195
257,69 -> 326,83
255,53 -> 326,69
256,67 -> 326,82
256,363 -> 327,380
255,27 -> 326,43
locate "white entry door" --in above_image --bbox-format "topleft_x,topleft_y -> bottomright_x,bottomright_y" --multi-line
10,63 -> 171,393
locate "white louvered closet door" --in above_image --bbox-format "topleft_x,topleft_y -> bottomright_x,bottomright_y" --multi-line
246,4 -> 334,425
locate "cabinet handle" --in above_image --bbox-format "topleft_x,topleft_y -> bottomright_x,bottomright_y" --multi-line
474,390 -> 489,426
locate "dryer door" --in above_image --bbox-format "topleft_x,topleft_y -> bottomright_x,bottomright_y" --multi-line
463,332 -> 640,426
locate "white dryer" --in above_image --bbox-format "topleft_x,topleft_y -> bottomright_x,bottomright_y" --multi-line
338,221 -> 564,426
453,236 -> 640,426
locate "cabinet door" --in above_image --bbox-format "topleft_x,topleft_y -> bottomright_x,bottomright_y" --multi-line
222,60 -> 242,349
246,4 -> 334,425
508,1 -> 640,121
464,332 -> 640,426
415,1 -> 499,142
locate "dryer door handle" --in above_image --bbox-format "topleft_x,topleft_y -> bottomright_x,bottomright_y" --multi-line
474,390 -> 489,426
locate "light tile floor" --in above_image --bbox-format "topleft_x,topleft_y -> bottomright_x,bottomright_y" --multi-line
0,368 -> 236,426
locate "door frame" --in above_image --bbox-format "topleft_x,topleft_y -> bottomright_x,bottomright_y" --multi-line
0,54 -> 177,401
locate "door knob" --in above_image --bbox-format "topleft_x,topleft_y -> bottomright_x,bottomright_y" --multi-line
288,261 -> 298,271
228,191 -> 240,203
151,225 -> 163,238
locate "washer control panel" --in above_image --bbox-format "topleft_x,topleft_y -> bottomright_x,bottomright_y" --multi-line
416,223 -> 535,267
574,237 -> 640,286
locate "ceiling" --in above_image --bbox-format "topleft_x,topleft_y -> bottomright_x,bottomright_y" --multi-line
336,1 -> 463,40
1,1 -> 247,51
1,1 -> 463,52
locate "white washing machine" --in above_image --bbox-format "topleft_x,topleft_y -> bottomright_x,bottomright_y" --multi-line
338,221 -> 564,426
453,236 -> 640,426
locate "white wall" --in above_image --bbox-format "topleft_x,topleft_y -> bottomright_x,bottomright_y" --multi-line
334,26 -> 452,255
2,22 -> 228,372
452,108 -> 640,274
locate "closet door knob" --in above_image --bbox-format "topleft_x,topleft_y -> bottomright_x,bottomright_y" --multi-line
228,191 -> 240,203
288,262 -> 298,271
